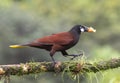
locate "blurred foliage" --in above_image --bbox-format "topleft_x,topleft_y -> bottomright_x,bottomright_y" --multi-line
0,0 -> 120,83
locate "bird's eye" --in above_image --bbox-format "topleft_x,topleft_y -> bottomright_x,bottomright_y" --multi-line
80,28 -> 84,32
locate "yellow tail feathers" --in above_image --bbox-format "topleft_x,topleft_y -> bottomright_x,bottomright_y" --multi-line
9,45 -> 26,48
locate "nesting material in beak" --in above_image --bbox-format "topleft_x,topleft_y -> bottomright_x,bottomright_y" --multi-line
88,27 -> 96,32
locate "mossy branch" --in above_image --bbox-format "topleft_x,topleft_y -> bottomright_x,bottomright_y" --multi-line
0,58 -> 120,76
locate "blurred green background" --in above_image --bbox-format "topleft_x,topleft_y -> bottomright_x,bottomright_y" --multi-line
0,0 -> 120,83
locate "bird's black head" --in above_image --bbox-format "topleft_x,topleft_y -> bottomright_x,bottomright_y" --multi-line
69,25 -> 96,34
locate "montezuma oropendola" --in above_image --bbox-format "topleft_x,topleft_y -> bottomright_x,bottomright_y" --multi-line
9,25 -> 96,64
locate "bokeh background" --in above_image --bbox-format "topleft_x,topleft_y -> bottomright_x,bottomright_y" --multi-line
0,0 -> 120,83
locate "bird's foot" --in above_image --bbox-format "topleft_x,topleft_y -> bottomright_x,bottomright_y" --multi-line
51,61 -> 62,68
51,61 -> 57,67
70,52 -> 84,60
70,55 -> 79,60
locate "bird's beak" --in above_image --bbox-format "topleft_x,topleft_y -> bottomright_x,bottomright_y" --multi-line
87,27 -> 96,32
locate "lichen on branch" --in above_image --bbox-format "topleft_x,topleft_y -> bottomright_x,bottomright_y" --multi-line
0,58 -> 120,76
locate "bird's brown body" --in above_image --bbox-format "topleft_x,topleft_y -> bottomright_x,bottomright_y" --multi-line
10,25 -> 96,63
29,32 -> 78,51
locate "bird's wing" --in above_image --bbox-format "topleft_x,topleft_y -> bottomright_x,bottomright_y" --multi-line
31,32 -> 74,46
52,32 -> 74,45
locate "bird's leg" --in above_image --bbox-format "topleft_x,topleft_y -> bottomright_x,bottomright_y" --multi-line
61,50 -> 83,60
61,50 -> 69,57
50,49 -> 56,66
70,53 -> 83,60
51,56 -> 56,64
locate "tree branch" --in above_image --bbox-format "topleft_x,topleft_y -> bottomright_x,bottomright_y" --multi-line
0,58 -> 120,76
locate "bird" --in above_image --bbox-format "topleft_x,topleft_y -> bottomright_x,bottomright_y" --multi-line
9,25 -> 96,64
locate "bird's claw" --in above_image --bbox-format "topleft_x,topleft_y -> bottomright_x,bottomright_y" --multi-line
70,54 -> 79,60
51,61 -> 62,68
78,52 -> 84,56
51,61 -> 57,67
70,52 -> 84,60
70,56 -> 75,60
